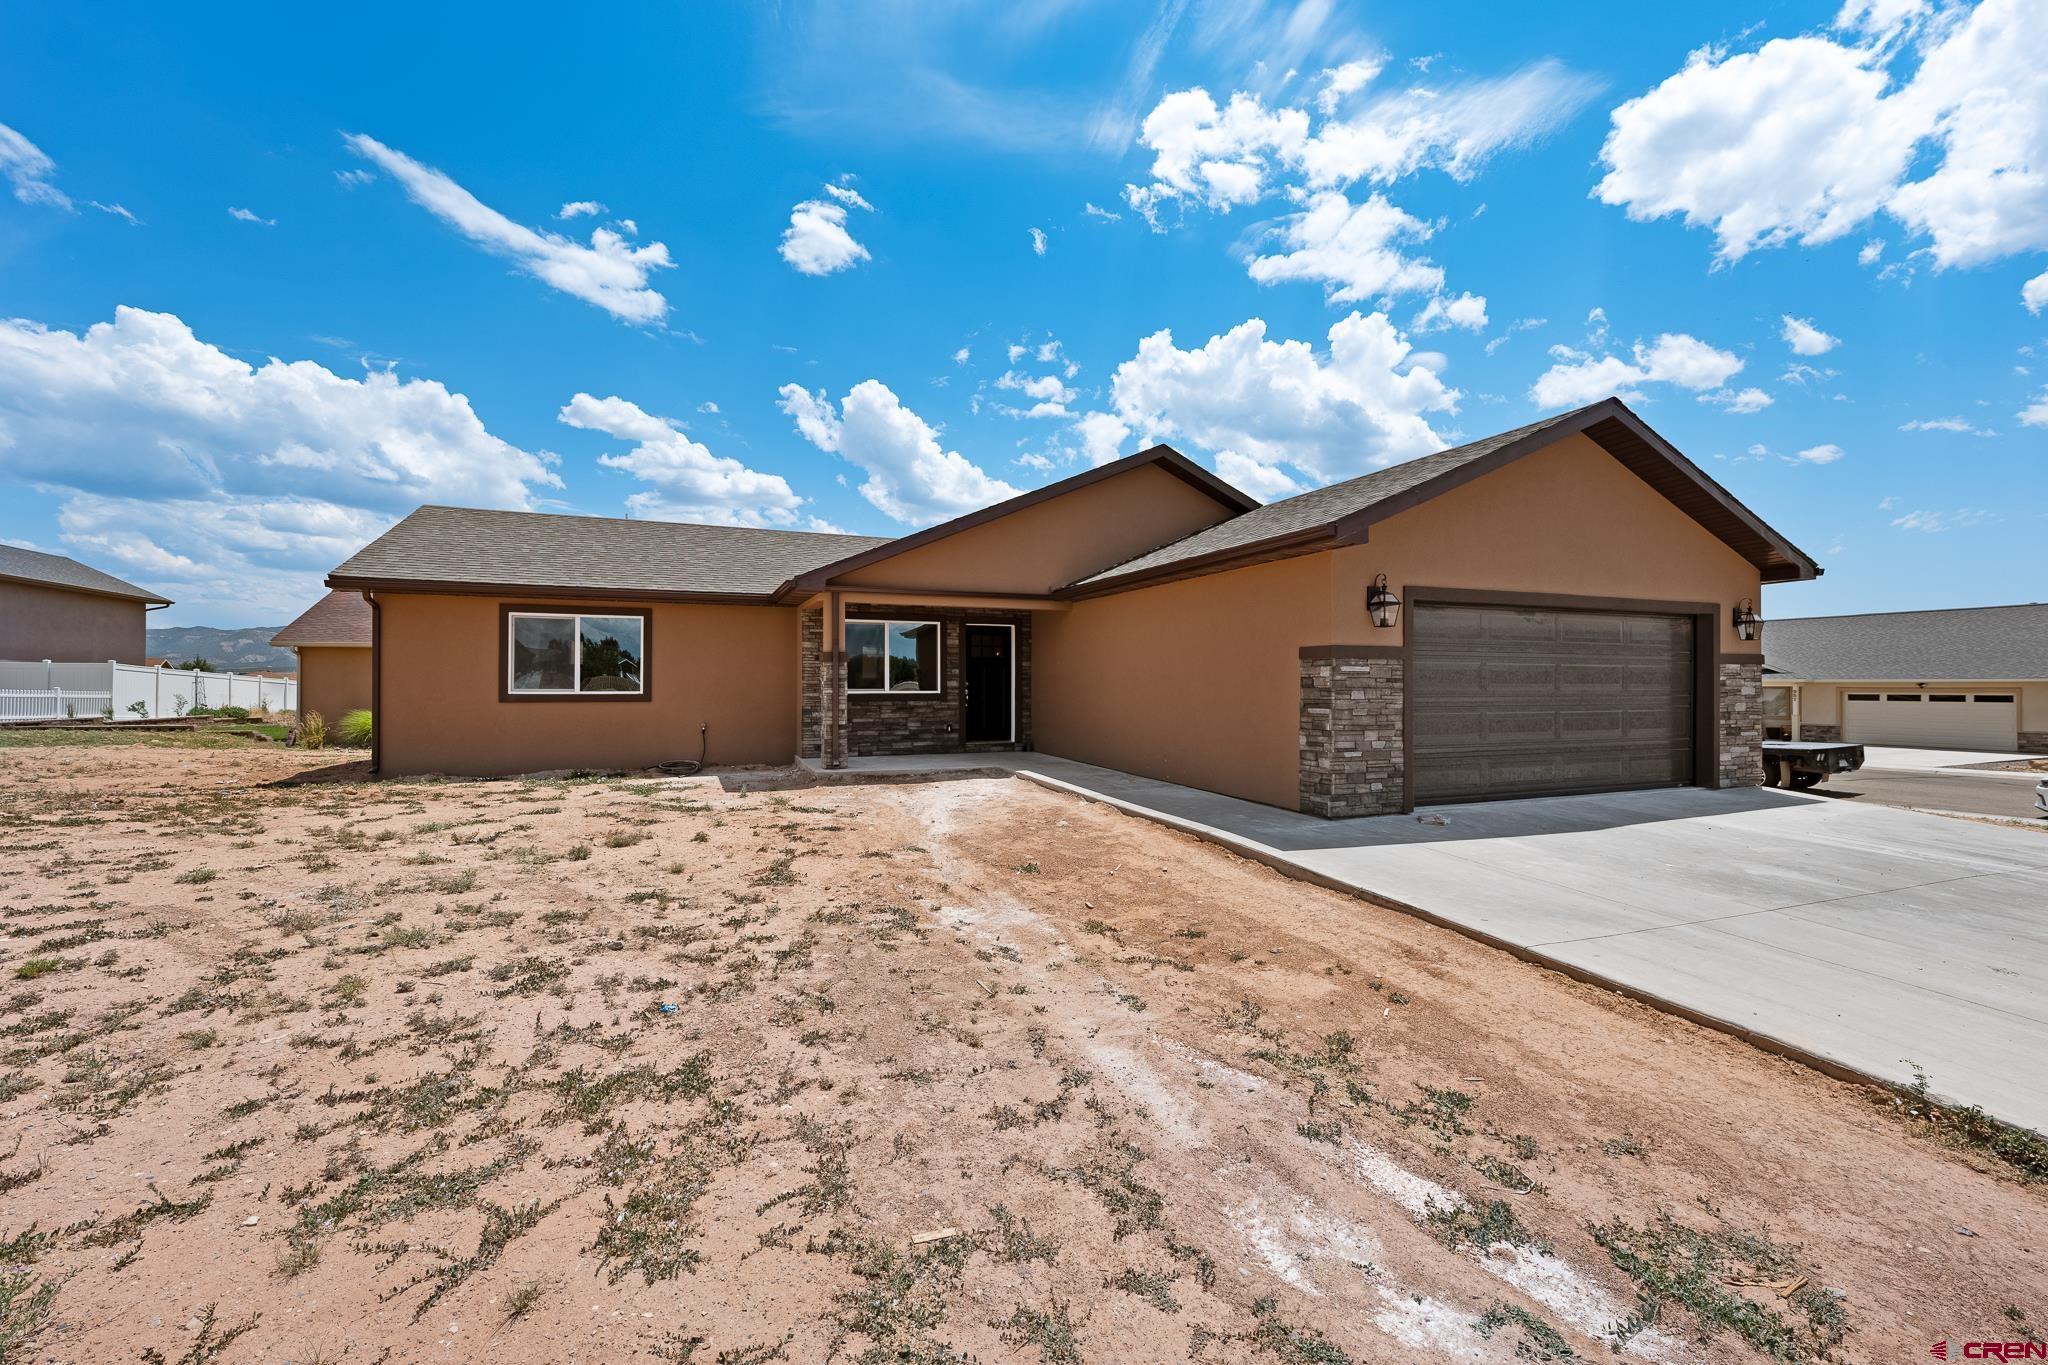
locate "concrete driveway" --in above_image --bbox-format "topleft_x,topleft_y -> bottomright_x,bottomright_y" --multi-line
999,757 -> 2048,1132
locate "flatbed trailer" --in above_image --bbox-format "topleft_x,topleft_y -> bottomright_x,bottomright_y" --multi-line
1761,740 -> 1864,789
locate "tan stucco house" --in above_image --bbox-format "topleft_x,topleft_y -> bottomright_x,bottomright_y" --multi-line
327,397 -> 1819,816
1762,603 -> 2047,752
0,544 -> 170,663
271,589 -> 373,722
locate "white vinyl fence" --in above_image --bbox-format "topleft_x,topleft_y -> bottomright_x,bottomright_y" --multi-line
0,660 -> 297,721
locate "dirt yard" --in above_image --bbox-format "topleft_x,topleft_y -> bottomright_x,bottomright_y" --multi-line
0,739 -> 2041,1364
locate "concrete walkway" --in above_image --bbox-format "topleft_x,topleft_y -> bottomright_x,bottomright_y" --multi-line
809,752 -> 2048,1130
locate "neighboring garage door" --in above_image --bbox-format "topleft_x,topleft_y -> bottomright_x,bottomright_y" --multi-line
1842,691 -> 2018,749
1411,602 -> 1696,804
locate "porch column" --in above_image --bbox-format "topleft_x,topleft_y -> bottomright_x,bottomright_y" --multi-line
825,591 -> 848,769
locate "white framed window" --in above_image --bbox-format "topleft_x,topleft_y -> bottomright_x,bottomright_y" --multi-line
506,610 -> 647,696
845,619 -> 941,694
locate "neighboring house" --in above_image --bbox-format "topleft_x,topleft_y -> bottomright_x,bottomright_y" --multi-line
328,397 -> 1818,815
1761,603 -> 2047,753
270,590 -> 373,722
0,544 -> 170,663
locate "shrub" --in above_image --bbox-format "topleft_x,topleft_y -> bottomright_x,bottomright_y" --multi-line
299,710 -> 327,750
336,709 -> 375,748
215,705 -> 250,720
187,705 -> 218,717
126,701 -> 149,717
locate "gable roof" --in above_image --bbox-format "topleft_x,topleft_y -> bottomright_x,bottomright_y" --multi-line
329,506 -> 890,601
272,589 -> 374,648
1762,603 -> 2048,682
1064,398 -> 1819,596
786,443 -> 1258,592
0,543 -> 170,606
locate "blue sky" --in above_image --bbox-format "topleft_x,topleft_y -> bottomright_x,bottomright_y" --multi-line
1,0 -> 2042,626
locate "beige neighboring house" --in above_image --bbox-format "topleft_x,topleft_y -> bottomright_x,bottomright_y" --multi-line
271,589 -> 373,722
1761,603 -> 2048,753
0,544 -> 170,663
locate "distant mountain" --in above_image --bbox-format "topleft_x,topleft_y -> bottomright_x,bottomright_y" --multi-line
146,625 -> 295,674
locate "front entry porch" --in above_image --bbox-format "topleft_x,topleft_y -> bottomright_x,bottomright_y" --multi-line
799,598 -> 1035,767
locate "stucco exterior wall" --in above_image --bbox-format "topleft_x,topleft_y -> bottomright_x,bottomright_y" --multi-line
1324,433 -> 1765,655
832,463 -> 1237,596
376,593 -> 799,777
296,646 -> 371,725
1035,554 -> 1336,810
0,580 -> 149,663
1038,434 -> 1772,813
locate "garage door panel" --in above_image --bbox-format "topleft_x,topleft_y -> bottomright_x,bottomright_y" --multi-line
1843,696 -> 2017,749
1412,602 -> 1696,804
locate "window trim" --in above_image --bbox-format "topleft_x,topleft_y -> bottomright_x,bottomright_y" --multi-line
498,604 -> 653,703
845,618 -> 943,695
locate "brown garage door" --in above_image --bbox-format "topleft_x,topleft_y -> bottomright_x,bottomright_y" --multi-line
1410,602 -> 1696,804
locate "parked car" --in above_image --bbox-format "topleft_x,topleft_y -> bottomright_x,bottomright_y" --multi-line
2035,776 -> 2046,817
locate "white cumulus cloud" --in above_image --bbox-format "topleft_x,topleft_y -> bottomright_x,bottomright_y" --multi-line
228,206 -> 276,227
777,379 -> 1019,525
1246,191 -> 1445,304
558,393 -> 807,527
345,134 -> 673,323
780,182 -> 874,276
0,306 -> 557,617
1530,331 -> 1745,407
2024,268 -> 2048,313
557,200 -> 605,219
1780,314 -> 1839,355
1411,291 -> 1489,333
1029,227 -> 1048,255
1596,0 -> 2048,277
1095,310 -> 1459,490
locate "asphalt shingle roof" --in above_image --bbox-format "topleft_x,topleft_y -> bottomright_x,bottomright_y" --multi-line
271,589 -> 374,647
329,506 -> 893,598
1070,409 -> 1580,587
1761,603 -> 2048,681
0,543 -> 169,604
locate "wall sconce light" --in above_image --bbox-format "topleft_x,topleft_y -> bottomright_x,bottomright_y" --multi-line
1732,598 -> 1761,642
1367,574 -> 1402,630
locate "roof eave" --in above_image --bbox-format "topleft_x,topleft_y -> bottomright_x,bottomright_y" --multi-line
325,573 -> 777,606
0,570 -> 170,607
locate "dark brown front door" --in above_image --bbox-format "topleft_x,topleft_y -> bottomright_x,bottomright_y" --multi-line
963,624 -> 1013,743
1410,602 -> 1696,804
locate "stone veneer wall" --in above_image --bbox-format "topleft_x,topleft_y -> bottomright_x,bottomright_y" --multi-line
840,607 -> 1032,757
799,606 -> 825,760
2021,731 -> 2048,754
1299,651 -> 1404,818
1717,660 -> 1765,788
1799,723 -> 1843,743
